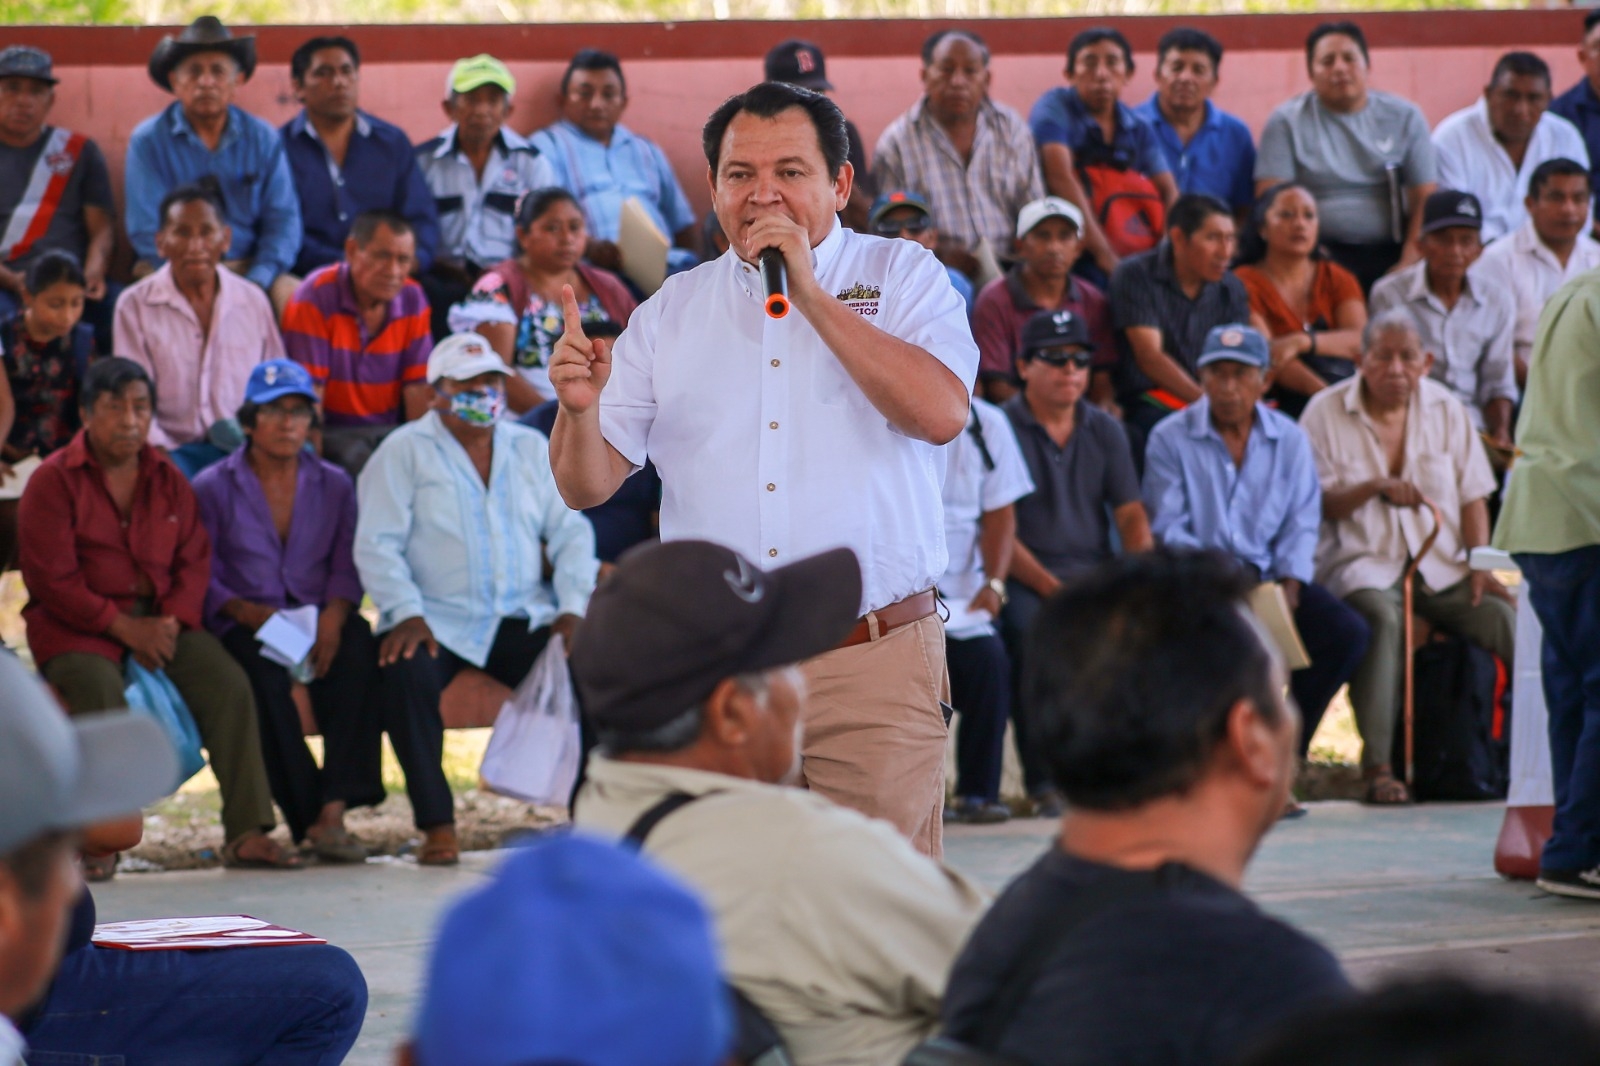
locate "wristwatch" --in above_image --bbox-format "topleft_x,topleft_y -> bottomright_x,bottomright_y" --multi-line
986,577 -> 1009,606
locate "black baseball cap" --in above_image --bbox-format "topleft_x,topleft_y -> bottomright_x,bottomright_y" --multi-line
765,40 -> 834,91
1421,189 -> 1483,235
570,541 -> 861,734
0,46 -> 57,85
1020,309 -> 1093,361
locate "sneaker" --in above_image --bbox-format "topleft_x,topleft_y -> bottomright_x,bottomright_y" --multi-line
962,798 -> 1012,825
1536,867 -> 1600,900
1030,788 -> 1066,819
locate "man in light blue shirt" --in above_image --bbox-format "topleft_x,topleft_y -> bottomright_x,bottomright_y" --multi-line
531,49 -> 699,278
1143,324 -> 1368,769
355,332 -> 597,864
1133,27 -> 1257,214
124,18 -> 302,308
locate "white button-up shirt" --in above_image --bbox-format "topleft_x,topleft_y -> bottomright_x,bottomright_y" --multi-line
1471,219 -> 1600,369
938,397 -> 1033,640
599,221 -> 980,614
1432,99 -> 1590,244
355,412 -> 598,667
0,1014 -> 24,1066
1301,376 -> 1496,599
1369,259 -> 1518,429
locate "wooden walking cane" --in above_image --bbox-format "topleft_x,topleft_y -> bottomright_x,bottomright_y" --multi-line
1401,498 -> 1444,791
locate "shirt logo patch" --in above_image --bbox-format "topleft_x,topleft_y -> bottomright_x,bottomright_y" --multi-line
45,151 -> 75,175
837,282 -> 882,317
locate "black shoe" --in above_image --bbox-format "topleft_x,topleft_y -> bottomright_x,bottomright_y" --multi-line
1536,867 -> 1600,900
1030,788 -> 1066,819
944,798 -> 1011,825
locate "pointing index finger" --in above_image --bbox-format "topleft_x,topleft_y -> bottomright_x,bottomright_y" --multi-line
560,284 -> 587,340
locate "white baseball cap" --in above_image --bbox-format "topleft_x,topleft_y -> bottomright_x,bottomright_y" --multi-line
1016,196 -> 1085,240
427,332 -> 509,384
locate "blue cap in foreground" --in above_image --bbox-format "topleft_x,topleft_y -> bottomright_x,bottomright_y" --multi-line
244,359 -> 317,406
1195,324 -> 1270,371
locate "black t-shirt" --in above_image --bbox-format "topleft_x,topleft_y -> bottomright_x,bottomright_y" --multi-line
942,849 -> 1352,1066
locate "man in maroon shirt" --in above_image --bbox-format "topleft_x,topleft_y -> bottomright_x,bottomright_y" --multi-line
971,196 -> 1116,408
18,357 -> 297,871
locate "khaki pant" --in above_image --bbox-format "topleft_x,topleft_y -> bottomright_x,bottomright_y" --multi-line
1344,575 -> 1516,770
799,613 -> 949,857
43,631 -> 277,843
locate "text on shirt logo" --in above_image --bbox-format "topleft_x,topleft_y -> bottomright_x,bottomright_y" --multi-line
836,282 -> 883,317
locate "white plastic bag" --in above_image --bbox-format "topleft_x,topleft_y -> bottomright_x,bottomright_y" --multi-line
479,635 -> 582,805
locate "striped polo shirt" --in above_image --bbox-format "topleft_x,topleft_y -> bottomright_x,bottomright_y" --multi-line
282,264 -> 433,428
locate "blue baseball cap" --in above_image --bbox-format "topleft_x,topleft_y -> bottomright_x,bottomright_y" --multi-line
869,189 -> 933,229
244,359 -> 317,405
412,832 -> 733,1066
1195,324 -> 1270,371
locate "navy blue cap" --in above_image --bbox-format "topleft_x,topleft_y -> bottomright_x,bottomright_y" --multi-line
0,46 -> 57,85
869,189 -> 933,229
1195,324 -> 1270,370
1020,308 -> 1093,355
244,359 -> 317,405
413,833 -> 732,1066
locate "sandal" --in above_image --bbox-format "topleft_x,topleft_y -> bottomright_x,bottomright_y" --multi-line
1363,768 -> 1412,806
306,826 -> 369,864
222,833 -> 307,870
417,827 -> 460,867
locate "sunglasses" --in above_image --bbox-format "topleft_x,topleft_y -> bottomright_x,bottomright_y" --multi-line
873,216 -> 932,237
1030,348 -> 1093,369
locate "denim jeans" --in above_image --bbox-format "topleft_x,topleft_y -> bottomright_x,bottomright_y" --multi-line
1516,546 -> 1600,873
23,942 -> 366,1065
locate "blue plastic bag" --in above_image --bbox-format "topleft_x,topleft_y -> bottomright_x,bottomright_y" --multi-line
124,661 -> 206,790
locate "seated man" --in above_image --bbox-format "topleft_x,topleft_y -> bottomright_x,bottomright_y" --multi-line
194,360 -> 385,862
113,183 -> 284,479
571,540 -> 988,1066
1301,308 -> 1515,805
972,196 -> 1114,404
1142,324 -> 1369,773
124,18 -> 301,311
281,210 -> 434,475
531,49 -> 700,278
16,358 -> 299,870
417,53 -> 558,337
1472,158 -> 1600,387
938,551 -> 1352,1063
1552,9 -> 1600,222
1001,309 -> 1151,815
765,39 -> 876,230
1134,28 -> 1257,218
1109,193 -> 1259,443
0,46 -> 116,353
867,189 -> 974,312
1434,52 -> 1589,244
281,35 -> 440,278
355,333 -> 597,866
1370,190 -> 1517,447
401,833 -> 730,1066
939,385 -> 1033,825
1030,27 -> 1178,278
874,30 -> 1043,274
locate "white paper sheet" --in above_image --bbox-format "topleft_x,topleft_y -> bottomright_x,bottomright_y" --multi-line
0,455 -> 42,501
256,605 -> 318,668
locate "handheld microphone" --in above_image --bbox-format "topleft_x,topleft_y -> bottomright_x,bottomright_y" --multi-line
759,248 -> 789,319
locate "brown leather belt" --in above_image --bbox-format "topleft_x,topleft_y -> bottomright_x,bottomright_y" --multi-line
837,589 -> 938,649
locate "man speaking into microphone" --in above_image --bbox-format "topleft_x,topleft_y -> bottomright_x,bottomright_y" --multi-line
549,81 -> 977,856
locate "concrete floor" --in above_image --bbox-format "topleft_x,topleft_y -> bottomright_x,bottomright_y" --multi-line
89,801 -> 1600,1066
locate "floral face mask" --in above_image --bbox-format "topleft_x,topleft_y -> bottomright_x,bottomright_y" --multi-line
449,386 -> 505,426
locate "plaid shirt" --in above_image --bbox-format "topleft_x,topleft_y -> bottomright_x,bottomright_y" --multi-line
872,97 -> 1043,253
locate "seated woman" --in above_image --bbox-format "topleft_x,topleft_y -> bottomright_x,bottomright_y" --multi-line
192,360 -> 386,862
0,250 -> 95,567
1234,182 -> 1368,418
449,187 -> 636,414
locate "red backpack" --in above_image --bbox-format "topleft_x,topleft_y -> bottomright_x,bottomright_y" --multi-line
1076,141 -> 1165,258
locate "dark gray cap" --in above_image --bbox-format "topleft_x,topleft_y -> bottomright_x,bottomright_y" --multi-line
0,652 -> 176,856
0,46 -> 57,85
571,541 -> 861,733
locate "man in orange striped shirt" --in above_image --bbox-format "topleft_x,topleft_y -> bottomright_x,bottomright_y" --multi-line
282,209 -> 433,475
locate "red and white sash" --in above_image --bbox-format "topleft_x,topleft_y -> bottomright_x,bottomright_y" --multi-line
1,127 -> 86,264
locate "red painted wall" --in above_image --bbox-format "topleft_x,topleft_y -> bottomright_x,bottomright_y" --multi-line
13,12 -> 1589,219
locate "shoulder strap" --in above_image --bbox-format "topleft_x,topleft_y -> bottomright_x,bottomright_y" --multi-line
622,790 -> 721,847
966,407 -> 996,473
966,863 -> 1186,1052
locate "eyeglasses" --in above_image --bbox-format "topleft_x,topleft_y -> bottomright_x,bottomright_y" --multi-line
1030,348 -> 1093,369
873,217 -> 932,237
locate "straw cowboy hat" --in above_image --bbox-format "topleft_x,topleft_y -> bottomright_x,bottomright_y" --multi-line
148,16 -> 257,92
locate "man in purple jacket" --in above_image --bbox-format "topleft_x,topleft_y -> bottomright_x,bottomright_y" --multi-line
193,359 -> 384,862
